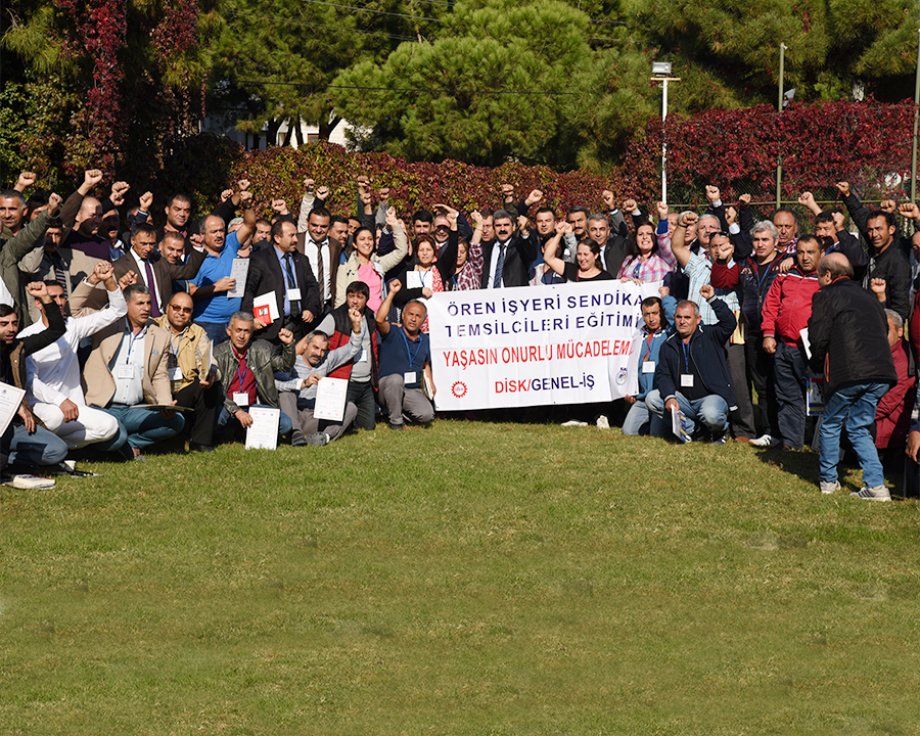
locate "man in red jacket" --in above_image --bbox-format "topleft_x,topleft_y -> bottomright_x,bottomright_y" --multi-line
761,235 -> 824,449
874,309 -> 915,452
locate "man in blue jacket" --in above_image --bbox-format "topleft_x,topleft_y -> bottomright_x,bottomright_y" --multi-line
623,292 -> 676,436
646,284 -> 738,441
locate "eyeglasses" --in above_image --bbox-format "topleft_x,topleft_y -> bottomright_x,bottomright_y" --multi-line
168,305 -> 193,313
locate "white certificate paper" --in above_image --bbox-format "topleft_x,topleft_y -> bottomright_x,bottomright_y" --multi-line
0,382 -> 25,436
245,406 -> 280,450
253,291 -> 280,324
313,377 -> 348,422
228,258 -> 250,299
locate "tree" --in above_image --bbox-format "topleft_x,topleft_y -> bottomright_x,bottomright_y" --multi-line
334,0 -> 609,167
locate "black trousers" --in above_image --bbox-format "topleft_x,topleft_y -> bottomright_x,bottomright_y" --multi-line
348,380 -> 376,430
174,379 -> 222,447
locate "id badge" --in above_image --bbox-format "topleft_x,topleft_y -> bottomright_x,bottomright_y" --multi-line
680,374 -> 694,388
287,287 -> 302,301
356,348 -> 368,363
114,364 -> 134,380
169,366 -> 183,381
404,371 -> 417,386
642,361 -> 655,373
233,391 -> 250,407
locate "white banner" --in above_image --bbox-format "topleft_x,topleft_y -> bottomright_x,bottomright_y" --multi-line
428,280 -> 660,410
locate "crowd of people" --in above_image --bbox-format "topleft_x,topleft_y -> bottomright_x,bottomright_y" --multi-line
1,168 -> 919,499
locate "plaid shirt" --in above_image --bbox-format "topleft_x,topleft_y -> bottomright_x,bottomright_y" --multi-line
451,242 -> 484,291
617,254 -> 674,283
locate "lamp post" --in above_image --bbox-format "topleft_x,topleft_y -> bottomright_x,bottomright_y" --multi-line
776,43 -> 787,210
651,61 -> 679,204
911,29 -> 920,203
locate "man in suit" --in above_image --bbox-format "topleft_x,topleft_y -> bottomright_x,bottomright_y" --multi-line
113,223 -> 205,316
297,206 -> 341,313
480,210 -> 538,289
243,219 -> 321,343
82,283 -> 185,460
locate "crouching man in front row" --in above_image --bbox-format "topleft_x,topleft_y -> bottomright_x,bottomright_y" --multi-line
375,281 -> 435,430
276,306 -> 366,446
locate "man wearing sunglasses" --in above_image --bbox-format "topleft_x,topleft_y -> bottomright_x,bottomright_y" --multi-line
154,291 -> 220,452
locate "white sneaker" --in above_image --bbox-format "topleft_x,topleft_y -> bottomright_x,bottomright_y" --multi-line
750,434 -> 781,448
596,415 -> 610,429
819,480 -> 841,495
851,485 -> 892,502
561,420 -> 588,427
3,474 -> 55,490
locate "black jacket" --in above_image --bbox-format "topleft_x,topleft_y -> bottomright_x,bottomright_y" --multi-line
479,231 -> 538,289
863,243 -> 911,321
242,247 -> 321,341
807,277 -> 896,396
656,298 -> 738,410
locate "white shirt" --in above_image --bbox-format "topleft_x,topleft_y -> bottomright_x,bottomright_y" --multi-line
20,287 -> 128,407
131,249 -> 162,308
487,240 -> 510,289
305,238 -> 331,302
110,322 -> 147,406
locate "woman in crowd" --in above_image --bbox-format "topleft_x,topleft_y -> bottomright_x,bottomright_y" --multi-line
446,210 -> 484,291
542,222 -> 613,283
335,207 -> 408,312
617,221 -> 675,283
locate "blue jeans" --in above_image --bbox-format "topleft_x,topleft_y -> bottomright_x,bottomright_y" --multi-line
3,424 -> 69,468
622,399 -> 665,436
196,321 -> 230,346
217,405 -> 293,438
99,405 -> 185,451
818,381 -> 889,487
646,390 -> 729,436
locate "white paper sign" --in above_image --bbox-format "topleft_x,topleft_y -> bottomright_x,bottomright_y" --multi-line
313,376 -> 349,422
253,291 -> 280,325
800,328 -> 812,360
228,258 -> 250,299
427,280 -> 660,410
245,406 -> 280,449
0,382 -> 26,436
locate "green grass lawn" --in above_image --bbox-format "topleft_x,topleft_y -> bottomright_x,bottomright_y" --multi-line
3,421 -> 920,735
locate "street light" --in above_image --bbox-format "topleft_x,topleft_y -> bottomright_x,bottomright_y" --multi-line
651,61 -> 679,204
911,29 -> 920,203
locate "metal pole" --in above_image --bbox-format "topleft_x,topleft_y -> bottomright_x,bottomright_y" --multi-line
911,29 -> 920,203
662,78 -> 668,204
776,43 -> 786,210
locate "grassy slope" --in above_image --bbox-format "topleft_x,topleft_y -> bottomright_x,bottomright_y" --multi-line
2,422 -> 920,735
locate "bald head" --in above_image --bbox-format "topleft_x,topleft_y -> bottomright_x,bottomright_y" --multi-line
165,291 -> 194,331
76,196 -> 102,235
817,252 -> 853,283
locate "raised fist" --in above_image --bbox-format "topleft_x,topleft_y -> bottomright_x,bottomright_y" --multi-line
898,202 -> 920,221
602,190 -> 616,209
525,189 -> 543,206
679,211 -> 699,228
47,193 -> 62,214
15,171 -> 37,191
738,193 -> 751,206
83,169 -> 104,189
110,181 -> 130,206
705,185 -> 720,204
303,177 -> 315,192
797,191 -> 815,207
139,191 -> 154,212
622,198 -> 638,213
236,179 -> 251,192
835,181 -> 851,197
